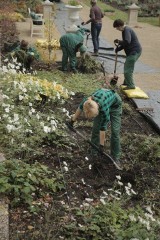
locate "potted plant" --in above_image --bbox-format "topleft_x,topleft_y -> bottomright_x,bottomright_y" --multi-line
65,0 -> 83,32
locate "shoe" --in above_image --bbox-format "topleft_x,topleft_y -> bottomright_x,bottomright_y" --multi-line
71,69 -> 78,74
91,52 -> 99,56
123,86 -> 135,90
120,83 -> 127,86
58,67 -> 67,72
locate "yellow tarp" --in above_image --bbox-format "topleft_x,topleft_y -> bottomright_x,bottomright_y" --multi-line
121,86 -> 149,99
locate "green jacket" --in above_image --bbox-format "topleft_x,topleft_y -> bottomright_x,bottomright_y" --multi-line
60,28 -> 85,54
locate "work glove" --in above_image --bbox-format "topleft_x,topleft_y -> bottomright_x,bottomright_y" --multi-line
114,39 -> 119,44
85,29 -> 90,33
115,47 -> 119,53
110,76 -> 118,85
66,119 -> 75,131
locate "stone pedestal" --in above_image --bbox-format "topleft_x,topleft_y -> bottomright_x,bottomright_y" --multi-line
65,5 -> 83,33
42,0 -> 54,21
127,3 -> 140,26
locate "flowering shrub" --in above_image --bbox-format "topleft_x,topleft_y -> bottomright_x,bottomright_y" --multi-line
62,175 -> 160,239
0,64 -> 73,160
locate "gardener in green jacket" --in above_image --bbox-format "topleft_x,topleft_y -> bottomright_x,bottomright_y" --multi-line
10,40 -> 40,71
68,86 -> 122,168
113,19 -> 142,90
60,28 -> 87,73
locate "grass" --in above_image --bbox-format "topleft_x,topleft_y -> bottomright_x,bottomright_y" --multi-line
83,0 -> 160,27
36,70 -> 104,95
138,16 -> 160,27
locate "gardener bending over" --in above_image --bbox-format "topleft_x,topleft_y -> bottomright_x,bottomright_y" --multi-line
113,19 -> 142,90
68,84 -> 122,168
10,40 -> 40,71
59,28 -> 88,73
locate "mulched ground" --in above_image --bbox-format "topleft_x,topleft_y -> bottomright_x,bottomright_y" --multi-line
9,91 -> 160,240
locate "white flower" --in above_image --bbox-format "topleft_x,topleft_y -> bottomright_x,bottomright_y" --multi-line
29,102 -> 32,106
8,63 -> 15,69
9,68 -> 17,74
83,203 -> 90,207
3,114 -> 8,118
85,157 -> 89,161
127,182 -> 132,188
89,164 -> 92,170
25,129 -> 33,133
14,113 -> 19,122
78,224 -> 83,228
145,213 -> 156,222
70,91 -> 75,95
21,143 -> 26,148
36,114 -> 40,120
19,95 -> 24,101
31,107 -> 35,113
129,214 -> 137,222
63,161 -> 67,166
2,94 -> 9,99
116,175 -> 121,180
117,181 -> 123,186
85,198 -> 93,203
62,108 -> 66,112
51,120 -> 57,126
51,126 -> 56,131
5,107 -> 10,113
131,189 -> 137,195
102,190 -> 108,196
64,166 -> 69,172
2,65 -> 8,73
114,190 -> 121,195
40,122 -> 44,127
81,178 -> 85,185
43,126 -> 51,133
100,198 -> 106,205
3,58 -> 8,62
146,206 -> 153,214
6,124 -> 15,133
56,92 -> 60,99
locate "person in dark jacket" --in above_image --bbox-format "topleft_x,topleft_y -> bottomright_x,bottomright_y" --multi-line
82,0 -> 104,56
60,28 -> 87,73
10,40 -> 39,71
68,86 -> 122,168
113,19 -> 142,90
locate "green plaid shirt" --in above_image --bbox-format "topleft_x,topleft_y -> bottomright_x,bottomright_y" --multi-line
79,89 -> 117,130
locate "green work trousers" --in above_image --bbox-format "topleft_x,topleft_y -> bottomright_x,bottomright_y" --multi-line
91,93 -> 122,159
61,46 -> 77,71
124,52 -> 141,88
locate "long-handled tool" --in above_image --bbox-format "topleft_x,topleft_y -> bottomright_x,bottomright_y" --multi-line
109,43 -> 119,85
66,122 -> 122,171
85,32 -> 90,47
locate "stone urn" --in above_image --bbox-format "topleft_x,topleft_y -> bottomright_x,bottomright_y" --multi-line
65,4 -> 83,32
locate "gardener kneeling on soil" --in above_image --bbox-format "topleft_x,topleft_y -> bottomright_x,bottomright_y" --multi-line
9,40 -> 40,71
68,79 -> 122,169
59,28 -> 89,73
